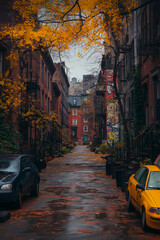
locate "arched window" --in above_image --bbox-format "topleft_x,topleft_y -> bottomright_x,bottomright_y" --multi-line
73,99 -> 77,105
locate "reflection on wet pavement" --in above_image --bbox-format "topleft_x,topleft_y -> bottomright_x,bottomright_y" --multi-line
0,145 -> 160,240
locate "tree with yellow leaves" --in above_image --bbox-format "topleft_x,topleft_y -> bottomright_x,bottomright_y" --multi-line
0,0 -> 137,112
1,0 -> 137,56
0,0 -> 138,153
22,99 -> 56,140
0,71 -> 26,117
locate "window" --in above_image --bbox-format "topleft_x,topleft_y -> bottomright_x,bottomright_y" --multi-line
153,76 -> 160,121
42,90 -> 44,108
21,156 -> 33,170
72,128 -> 77,138
83,126 -> 88,132
156,80 -> 160,120
42,61 -> 44,83
45,95 -> 47,112
134,167 -> 147,183
48,98 -> 50,113
72,119 -> 77,125
139,168 -> 149,187
143,84 -> 149,125
0,51 -> 2,73
45,67 -> 47,87
72,110 -> 77,116
83,117 -> 88,123
48,73 -> 50,89
155,0 -> 160,39
147,172 -> 160,189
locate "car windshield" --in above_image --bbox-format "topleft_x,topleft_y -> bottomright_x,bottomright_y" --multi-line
147,171 -> 160,190
0,157 -> 20,173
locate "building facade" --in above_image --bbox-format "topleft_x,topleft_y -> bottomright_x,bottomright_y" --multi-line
53,62 -> 70,150
68,75 -> 97,144
117,0 -> 160,162
68,96 -> 81,142
0,1 -> 72,159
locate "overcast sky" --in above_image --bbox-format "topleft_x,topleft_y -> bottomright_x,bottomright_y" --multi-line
63,46 -> 103,82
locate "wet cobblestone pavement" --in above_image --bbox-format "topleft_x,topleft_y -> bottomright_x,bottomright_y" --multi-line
0,145 -> 160,239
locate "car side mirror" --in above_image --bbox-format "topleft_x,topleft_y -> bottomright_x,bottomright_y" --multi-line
22,167 -> 31,173
136,183 -> 145,191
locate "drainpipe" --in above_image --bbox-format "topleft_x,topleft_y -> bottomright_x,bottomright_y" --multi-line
29,50 -> 32,153
134,10 -> 138,69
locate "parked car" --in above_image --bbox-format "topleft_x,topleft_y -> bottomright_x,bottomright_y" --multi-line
127,164 -> 160,231
0,154 -> 40,209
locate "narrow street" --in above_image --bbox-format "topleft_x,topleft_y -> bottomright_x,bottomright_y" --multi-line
0,145 -> 160,240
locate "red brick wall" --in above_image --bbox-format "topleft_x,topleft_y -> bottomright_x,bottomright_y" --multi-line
69,107 -> 81,141
52,63 -> 62,126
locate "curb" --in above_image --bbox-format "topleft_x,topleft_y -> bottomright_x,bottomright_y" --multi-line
0,211 -> 10,223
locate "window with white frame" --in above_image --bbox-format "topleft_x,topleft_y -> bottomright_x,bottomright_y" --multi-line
83,126 -> 88,132
72,119 -> 77,125
72,109 -> 77,116
83,117 -> 88,123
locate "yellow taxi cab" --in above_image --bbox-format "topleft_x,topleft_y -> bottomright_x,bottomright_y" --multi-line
128,165 -> 160,231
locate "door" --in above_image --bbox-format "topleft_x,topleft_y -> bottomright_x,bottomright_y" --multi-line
137,168 -> 149,211
84,135 -> 88,143
130,167 -> 147,209
21,156 -> 35,195
72,127 -> 77,140
153,76 -> 160,121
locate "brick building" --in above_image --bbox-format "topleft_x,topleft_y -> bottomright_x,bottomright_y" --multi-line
53,62 -> 70,149
0,1 -> 71,159
22,51 -> 56,158
117,0 -> 160,162
68,96 -> 81,142
80,93 -> 95,144
68,75 -> 97,144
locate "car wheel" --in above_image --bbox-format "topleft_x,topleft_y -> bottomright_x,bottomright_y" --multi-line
128,195 -> 134,212
142,208 -> 148,231
32,181 -> 39,197
15,189 -> 22,209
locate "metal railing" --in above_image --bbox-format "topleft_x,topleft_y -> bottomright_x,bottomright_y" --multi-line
130,121 -> 160,164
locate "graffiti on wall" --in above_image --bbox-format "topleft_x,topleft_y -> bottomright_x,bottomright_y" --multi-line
107,99 -> 119,145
